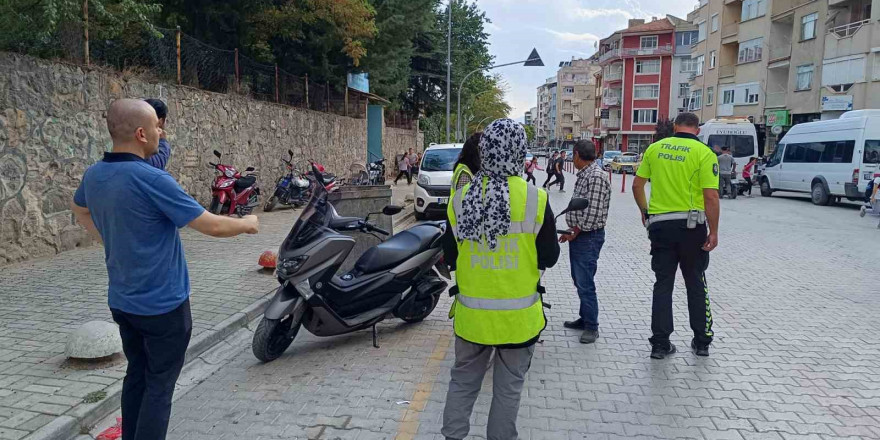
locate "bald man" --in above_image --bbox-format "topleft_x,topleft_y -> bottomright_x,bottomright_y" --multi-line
72,99 -> 259,440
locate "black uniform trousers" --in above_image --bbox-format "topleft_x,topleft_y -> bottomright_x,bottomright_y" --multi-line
647,220 -> 714,348
110,300 -> 192,440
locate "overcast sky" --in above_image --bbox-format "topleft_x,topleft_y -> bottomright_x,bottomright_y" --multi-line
473,0 -> 696,121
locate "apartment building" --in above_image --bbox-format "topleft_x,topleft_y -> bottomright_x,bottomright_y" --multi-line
821,0 -> 880,119
597,17 -> 683,152
687,0 -> 828,154
555,58 -> 602,142
524,108 -> 534,126
669,17 -> 700,119
535,78 -> 557,144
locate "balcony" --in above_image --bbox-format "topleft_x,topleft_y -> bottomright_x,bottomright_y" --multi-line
675,44 -> 693,56
829,19 -> 871,38
603,95 -> 621,106
768,43 -> 792,63
721,22 -> 739,39
765,92 -> 785,108
719,64 -> 736,78
604,70 -> 623,82
602,119 -> 621,129
599,49 -> 621,63
724,0 -> 741,4
621,45 -> 673,57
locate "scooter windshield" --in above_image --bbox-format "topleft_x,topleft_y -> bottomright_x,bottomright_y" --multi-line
280,175 -> 329,251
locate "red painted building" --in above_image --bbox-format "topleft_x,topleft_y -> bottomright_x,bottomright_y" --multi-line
598,18 -> 675,153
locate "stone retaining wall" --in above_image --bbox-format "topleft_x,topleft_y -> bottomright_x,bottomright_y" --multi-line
0,52 -> 420,265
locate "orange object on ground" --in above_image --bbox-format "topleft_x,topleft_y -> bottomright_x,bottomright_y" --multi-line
258,250 -> 277,268
96,418 -> 122,440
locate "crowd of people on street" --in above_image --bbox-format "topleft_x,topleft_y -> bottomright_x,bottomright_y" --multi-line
394,147 -> 422,185
72,98 -> 723,440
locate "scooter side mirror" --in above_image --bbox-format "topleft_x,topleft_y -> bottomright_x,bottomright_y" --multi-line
382,205 -> 404,216
556,197 -> 589,219
245,166 -> 255,172
288,149 -> 294,157
213,150 -> 222,159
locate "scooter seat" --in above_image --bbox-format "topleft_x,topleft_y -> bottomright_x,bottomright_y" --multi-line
234,175 -> 256,192
354,224 -> 442,274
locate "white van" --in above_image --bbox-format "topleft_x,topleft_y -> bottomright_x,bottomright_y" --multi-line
761,110 -> 880,205
413,143 -> 463,220
698,118 -> 759,193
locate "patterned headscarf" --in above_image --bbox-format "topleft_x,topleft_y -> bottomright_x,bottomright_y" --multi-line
457,118 -> 527,250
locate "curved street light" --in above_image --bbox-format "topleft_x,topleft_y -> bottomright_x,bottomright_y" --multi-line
456,48 -> 543,142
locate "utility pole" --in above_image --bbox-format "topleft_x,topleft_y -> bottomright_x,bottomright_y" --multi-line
445,0 -> 452,143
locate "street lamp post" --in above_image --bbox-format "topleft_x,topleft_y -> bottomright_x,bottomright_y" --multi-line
456,48 -> 543,142
445,0 -> 453,143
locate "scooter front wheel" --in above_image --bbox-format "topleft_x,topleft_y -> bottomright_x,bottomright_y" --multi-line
252,314 -> 301,362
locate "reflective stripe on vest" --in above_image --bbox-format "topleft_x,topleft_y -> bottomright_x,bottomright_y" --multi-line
450,182 -> 541,239
456,292 -> 540,310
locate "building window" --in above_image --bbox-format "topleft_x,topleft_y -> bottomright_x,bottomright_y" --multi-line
564,87 -> 574,94
801,13 -> 818,41
873,54 -> 880,81
679,82 -> 691,98
677,31 -> 696,47
696,55 -> 705,76
633,109 -> 659,124
707,86 -> 715,105
636,59 -> 661,74
738,85 -> 760,104
641,36 -> 659,49
738,38 -> 763,63
698,21 -> 707,42
722,89 -> 735,104
711,14 -> 719,33
634,84 -> 660,98
710,51 -> 717,69
742,0 -> 767,21
682,57 -> 699,73
796,65 -> 813,90
690,89 -> 703,110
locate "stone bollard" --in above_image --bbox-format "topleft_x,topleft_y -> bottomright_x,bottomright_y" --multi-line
66,321 -> 122,361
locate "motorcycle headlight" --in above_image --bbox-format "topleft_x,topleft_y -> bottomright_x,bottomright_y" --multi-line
224,169 -> 235,178
418,174 -> 430,186
277,255 -> 309,279
219,180 -> 234,188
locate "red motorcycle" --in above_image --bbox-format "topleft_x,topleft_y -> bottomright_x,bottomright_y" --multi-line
208,150 -> 260,217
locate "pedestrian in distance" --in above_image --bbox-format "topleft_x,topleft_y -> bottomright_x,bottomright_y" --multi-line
742,156 -> 758,197
144,98 -> 171,170
546,152 -> 567,192
631,112 -> 720,360
524,156 -> 542,185
451,132 -> 481,196
71,99 -> 259,440
560,140 -> 611,344
717,146 -> 736,198
441,118 -> 560,440
542,151 -> 558,188
394,151 -> 411,185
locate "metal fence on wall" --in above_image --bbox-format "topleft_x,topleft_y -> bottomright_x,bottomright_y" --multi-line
42,24 -> 418,125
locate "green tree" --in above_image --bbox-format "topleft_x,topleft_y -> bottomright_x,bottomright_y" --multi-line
0,0 -> 160,57
524,124 -> 535,144
654,117 -> 675,141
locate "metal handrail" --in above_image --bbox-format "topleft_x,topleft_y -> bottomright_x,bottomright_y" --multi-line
828,19 -> 871,38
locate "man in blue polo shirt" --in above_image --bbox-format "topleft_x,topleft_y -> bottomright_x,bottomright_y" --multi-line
72,99 -> 259,440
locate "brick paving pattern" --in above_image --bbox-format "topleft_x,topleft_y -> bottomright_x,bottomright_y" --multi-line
165,170 -> 880,440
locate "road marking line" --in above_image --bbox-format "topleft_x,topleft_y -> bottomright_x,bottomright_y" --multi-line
394,333 -> 451,440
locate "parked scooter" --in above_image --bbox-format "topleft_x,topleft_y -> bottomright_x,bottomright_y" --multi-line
367,158 -> 386,185
265,150 -> 312,212
208,150 -> 260,217
251,165 -> 449,362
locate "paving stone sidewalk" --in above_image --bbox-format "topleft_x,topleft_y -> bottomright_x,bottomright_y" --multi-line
164,170 -> 880,440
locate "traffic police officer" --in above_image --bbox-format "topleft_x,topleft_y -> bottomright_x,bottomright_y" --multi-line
441,119 -> 559,440
631,112 -> 720,360
450,132 -> 481,197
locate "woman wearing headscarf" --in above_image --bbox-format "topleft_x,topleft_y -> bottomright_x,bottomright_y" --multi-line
451,132 -> 482,197
441,119 -> 560,440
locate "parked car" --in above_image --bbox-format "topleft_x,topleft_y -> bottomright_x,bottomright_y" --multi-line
610,153 -> 640,174
601,150 -> 623,170
414,143 -> 463,220
761,109 -> 880,205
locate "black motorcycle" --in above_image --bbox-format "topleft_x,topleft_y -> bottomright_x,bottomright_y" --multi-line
368,156 -> 386,185
265,150 -> 312,212
252,165 -> 449,362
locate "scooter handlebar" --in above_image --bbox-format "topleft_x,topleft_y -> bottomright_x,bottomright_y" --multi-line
557,229 -> 573,236
361,221 -> 390,236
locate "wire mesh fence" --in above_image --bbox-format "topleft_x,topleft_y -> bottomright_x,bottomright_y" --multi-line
21,22 -> 381,120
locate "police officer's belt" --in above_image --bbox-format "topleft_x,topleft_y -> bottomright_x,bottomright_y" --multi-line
645,211 -> 706,227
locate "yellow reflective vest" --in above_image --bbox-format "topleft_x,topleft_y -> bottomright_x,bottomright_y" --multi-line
447,176 -> 548,345
450,163 -> 473,199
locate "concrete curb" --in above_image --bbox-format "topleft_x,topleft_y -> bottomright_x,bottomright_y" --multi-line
25,294 -> 274,440
32,206 -> 411,440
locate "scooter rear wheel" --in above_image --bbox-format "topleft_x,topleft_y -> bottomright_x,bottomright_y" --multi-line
252,314 -> 301,362
397,293 -> 440,323
264,196 -> 278,212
